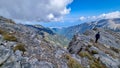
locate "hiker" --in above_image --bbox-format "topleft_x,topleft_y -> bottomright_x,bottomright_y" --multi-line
95,32 -> 100,43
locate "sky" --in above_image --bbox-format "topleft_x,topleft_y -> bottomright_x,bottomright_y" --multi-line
0,0 -> 120,27
69,0 -> 120,15
40,0 -> 120,27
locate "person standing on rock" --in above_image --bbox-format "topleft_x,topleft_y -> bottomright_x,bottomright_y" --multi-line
95,32 -> 100,43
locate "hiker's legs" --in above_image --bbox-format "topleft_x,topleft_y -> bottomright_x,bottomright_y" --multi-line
95,38 -> 98,43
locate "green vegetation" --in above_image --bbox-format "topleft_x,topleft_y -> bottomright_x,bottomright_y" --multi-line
0,29 -> 6,35
90,59 -> 107,68
79,51 -> 93,60
13,43 -> 26,53
0,63 -> 4,67
78,50 -> 106,68
3,34 -> 17,41
91,50 -> 98,55
88,44 -> 92,48
65,54 -> 83,68
0,29 -> 17,42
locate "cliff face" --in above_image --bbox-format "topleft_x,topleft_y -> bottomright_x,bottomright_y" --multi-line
68,28 -> 120,68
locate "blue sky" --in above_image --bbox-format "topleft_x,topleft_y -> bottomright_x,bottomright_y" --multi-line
69,0 -> 120,16
39,0 -> 120,27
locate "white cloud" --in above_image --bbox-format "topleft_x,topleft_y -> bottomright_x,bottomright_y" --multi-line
0,0 -> 72,22
79,11 -> 120,21
79,16 -> 86,21
98,11 -> 120,19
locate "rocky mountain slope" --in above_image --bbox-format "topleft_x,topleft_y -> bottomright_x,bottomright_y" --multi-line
0,16 -> 120,68
52,18 -> 120,39
25,25 -> 69,47
67,28 -> 120,68
0,16 -> 79,68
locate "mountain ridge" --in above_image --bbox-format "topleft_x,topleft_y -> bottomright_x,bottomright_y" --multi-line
52,18 -> 120,39
0,16 -> 120,68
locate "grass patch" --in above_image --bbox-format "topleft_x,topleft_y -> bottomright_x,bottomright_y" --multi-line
0,29 -> 17,42
0,29 -> 6,35
13,43 -> 26,53
78,51 -> 106,68
79,51 -> 93,60
65,54 -> 83,68
90,59 -> 107,68
88,45 -> 92,48
3,34 -> 17,41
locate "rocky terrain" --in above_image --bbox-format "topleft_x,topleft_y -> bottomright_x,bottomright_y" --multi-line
0,16 -> 120,68
68,28 -> 120,68
0,16 -> 75,68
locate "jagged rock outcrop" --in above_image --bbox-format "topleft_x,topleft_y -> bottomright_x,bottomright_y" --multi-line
68,28 -> 120,68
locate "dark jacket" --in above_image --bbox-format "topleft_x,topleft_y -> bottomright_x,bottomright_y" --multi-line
95,32 -> 100,39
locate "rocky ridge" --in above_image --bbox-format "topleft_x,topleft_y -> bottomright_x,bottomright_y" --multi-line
67,28 -> 120,68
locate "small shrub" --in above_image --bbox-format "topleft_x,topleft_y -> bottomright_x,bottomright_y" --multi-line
3,34 -> 17,41
91,50 -> 98,55
13,43 -> 26,53
79,51 -> 93,60
65,54 -> 83,68
0,29 -> 6,35
88,45 -> 92,48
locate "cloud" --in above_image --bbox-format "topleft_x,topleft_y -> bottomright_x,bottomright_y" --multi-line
79,11 -> 120,21
0,0 -> 72,22
79,16 -> 86,21
98,11 -> 120,19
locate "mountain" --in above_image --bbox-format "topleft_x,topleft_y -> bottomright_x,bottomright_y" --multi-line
0,16 -> 72,68
25,25 -> 69,47
67,28 -> 120,68
52,18 -> 120,39
0,16 -> 120,68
